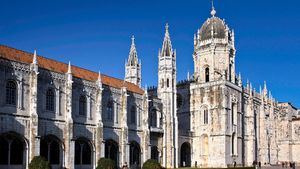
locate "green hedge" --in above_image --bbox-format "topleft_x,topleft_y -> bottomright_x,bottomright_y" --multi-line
142,159 -> 161,169
29,156 -> 50,169
96,158 -> 116,169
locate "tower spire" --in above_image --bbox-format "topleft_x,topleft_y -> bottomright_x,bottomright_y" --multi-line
125,36 -> 141,87
161,23 -> 173,57
127,35 -> 138,66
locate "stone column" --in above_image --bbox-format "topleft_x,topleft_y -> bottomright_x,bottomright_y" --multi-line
28,57 -> 39,168
120,87 -> 128,167
64,63 -> 74,169
95,75 -> 103,166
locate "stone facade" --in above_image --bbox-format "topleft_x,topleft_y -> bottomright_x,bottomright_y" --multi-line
0,5 -> 300,169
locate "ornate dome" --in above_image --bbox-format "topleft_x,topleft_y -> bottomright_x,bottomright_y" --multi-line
199,16 -> 227,41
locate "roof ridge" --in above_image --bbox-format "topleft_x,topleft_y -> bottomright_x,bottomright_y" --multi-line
0,44 -> 144,94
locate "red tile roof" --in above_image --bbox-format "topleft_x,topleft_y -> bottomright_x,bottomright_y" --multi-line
0,45 -> 144,95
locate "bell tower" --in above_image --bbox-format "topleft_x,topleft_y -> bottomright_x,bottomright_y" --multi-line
157,23 -> 178,168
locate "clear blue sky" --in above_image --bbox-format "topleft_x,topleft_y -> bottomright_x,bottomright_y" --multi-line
1,0 -> 299,108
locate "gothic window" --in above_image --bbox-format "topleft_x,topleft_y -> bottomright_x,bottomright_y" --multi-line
46,88 -> 55,111
130,106 -> 136,125
79,95 -> 87,116
205,67 -> 209,82
161,79 -> 164,88
204,109 -> 208,124
6,80 -> 17,105
150,109 -> 157,127
107,101 -> 113,121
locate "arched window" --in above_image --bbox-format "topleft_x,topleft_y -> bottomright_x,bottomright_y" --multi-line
79,96 -> 86,116
205,67 -> 209,82
107,101 -> 113,121
204,109 -> 208,124
46,89 -> 55,111
150,109 -> 157,127
130,106 -> 136,124
0,133 -> 25,165
6,80 -> 17,105
129,141 -> 141,167
40,135 -> 61,164
75,138 -> 92,165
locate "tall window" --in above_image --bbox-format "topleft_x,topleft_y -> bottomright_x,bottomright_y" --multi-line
167,78 -> 170,88
130,106 -> 136,124
204,109 -> 208,124
79,96 -> 86,116
107,101 -> 113,121
161,79 -> 164,88
229,64 -> 232,81
46,89 -> 55,111
6,80 -> 17,105
231,103 -> 235,126
205,67 -> 209,82
150,109 -> 157,127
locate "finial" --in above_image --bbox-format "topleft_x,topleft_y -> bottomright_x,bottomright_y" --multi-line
33,49 -> 37,64
67,61 -> 72,74
131,35 -> 135,45
165,23 -> 169,32
211,0 -> 216,17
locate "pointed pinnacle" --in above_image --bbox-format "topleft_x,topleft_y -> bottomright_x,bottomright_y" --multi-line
67,61 -> 72,74
33,50 -> 38,64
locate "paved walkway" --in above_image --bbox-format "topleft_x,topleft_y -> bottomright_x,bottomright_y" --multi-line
262,166 -> 300,169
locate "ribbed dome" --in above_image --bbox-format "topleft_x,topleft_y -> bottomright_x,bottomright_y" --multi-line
199,17 -> 227,41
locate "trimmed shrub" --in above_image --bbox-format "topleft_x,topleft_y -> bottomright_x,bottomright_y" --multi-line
142,159 -> 161,169
29,156 -> 50,169
96,158 -> 116,169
